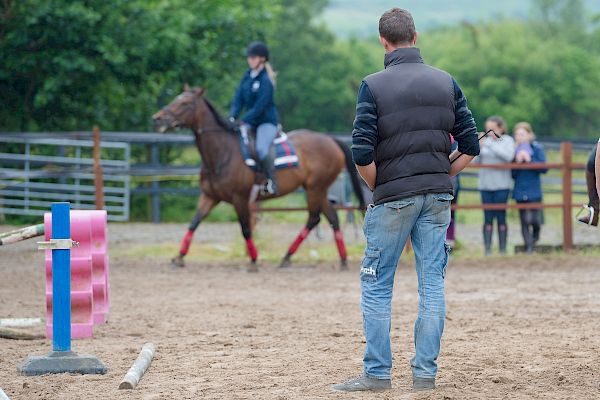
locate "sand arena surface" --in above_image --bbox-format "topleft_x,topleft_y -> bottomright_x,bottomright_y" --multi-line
1,222 -> 599,399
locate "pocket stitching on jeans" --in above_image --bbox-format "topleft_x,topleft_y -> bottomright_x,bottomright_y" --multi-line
383,200 -> 414,210
434,193 -> 454,203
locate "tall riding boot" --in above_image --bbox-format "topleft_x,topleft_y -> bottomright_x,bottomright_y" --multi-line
498,224 -> 508,255
532,209 -> 542,244
483,224 -> 493,256
521,223 -> 534,253
578,171 -> 599,226
260,153 -> 278,195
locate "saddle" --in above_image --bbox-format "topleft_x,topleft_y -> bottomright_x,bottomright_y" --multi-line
238,126 -> 299,172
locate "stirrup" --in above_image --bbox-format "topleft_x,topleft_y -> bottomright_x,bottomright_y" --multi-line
576,204 -> 595,226
261,179 -> 276,195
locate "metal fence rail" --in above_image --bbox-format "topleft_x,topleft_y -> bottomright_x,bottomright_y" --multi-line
0,136 -> 130,221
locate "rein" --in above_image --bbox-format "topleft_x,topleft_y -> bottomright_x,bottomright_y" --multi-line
450,129 -> 501,164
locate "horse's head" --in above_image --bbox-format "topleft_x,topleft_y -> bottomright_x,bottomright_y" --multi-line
152,85 -> 205,133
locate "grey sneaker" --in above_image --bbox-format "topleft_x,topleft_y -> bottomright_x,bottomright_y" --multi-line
332,374 -> 392,392
413,377 -> 435,391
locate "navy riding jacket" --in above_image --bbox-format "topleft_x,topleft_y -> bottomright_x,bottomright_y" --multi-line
229,68 -> 279,128
512,141 -> 548,202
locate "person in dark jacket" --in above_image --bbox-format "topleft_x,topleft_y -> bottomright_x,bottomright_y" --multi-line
333,8 -> 479,393
511,122 -> 547,253
229,41 -> 280,194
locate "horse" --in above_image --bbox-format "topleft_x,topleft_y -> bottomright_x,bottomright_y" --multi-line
152,87 -> 366,270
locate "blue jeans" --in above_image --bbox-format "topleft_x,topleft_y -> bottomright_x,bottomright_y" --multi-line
480,189 -> 510,225
361,193 -> 452,380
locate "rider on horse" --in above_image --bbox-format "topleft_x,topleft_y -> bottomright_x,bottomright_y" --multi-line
229,41 -> 279,195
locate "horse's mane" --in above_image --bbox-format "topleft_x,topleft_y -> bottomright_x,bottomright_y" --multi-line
203,98 -> 236,134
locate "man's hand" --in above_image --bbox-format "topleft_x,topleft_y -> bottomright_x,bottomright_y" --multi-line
449,150 -> 474,177
356,162 -> 376,191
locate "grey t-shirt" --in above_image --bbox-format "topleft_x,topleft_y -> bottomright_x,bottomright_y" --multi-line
477,134 -> 515,191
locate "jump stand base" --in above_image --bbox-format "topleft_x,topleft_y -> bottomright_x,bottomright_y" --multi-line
19,351 -> 107,376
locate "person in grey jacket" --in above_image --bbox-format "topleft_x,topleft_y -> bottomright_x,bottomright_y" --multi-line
478,116 -> 515,255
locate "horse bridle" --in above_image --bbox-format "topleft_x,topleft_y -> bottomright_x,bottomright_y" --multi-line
159,92 -> 203,130
160,93 -> 236,135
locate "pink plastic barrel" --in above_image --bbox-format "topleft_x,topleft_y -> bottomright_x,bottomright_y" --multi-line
88,211 -> 109,324
44,210 -> 109,339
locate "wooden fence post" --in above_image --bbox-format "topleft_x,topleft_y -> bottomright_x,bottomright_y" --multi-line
93,126 -> 105,210
561,142 -> 573,251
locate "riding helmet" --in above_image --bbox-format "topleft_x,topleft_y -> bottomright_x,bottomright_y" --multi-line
246,41 -> 269,60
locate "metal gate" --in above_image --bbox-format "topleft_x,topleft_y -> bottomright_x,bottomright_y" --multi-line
0,135 -> 130,221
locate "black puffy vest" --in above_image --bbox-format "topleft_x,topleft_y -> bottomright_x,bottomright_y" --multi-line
364,47 -> 455,205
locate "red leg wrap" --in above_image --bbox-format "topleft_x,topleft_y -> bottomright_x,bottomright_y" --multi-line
288,227 -> 310,256
246,238 -> 258,262
334,229 -> 347,261
180,230 -> 194,256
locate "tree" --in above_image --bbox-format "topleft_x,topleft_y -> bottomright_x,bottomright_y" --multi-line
530,0 -> 587,40
262,0 -> 379,132
420,18 -> 600,138
0,0 -> 274,131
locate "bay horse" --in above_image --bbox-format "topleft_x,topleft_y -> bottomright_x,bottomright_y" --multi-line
152,87 -> 366,270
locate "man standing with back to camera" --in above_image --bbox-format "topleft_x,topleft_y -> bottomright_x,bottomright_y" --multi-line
332,8 -> 479,392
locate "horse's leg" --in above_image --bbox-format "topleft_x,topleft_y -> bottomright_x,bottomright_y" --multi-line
279,191 -> 323,268
172,194 -> 219,267
233,197 -> 259,272
320,197 -> 348,270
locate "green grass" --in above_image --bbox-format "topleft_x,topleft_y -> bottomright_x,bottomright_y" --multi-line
115,227 -> 600,265
115,223 -> 367,264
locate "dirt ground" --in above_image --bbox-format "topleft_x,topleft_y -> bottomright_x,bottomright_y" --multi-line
1,222 -> 600,400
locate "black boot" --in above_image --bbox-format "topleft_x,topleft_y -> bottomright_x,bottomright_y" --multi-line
260,154 -> 278,195
532,224 -> 540,244
483,224 -> 493,256
531,209 -> 542,244
577,171 -> 599,226
498,224 -> 508,255
521,224 -> 534,253
520,210 -> 534,253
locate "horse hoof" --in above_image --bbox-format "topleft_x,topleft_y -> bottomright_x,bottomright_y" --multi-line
171,255 -> 185,268
340,260 -> 349,271
279,258 -> 291,269
247,261 -> 259,273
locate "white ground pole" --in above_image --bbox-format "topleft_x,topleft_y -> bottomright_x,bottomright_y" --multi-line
0,388 -> 11,400
0,318 -> 43,328
119,343 -> 156,390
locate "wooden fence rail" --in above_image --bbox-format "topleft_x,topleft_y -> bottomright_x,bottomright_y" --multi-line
258,142 -> 587,251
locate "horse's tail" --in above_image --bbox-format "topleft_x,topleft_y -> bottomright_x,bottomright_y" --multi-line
333,137 -> 367,211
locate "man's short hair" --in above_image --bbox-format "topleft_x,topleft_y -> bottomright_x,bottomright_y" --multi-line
379,8 -> 416,46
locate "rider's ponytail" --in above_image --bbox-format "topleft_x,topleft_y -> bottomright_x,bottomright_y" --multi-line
265,62 -> 277,87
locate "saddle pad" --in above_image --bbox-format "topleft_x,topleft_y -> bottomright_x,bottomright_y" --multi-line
239,131 -> 300,171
